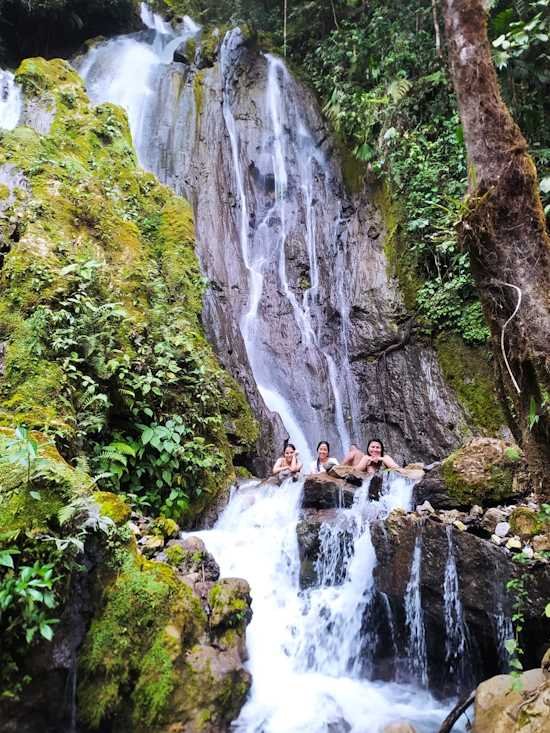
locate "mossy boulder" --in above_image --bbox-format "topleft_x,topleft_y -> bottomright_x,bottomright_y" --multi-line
92,491 -> 131,526
440,437 -> 527,508
509,507 -> 543,538
151,516 -> 180,540
208,578 -> 252,632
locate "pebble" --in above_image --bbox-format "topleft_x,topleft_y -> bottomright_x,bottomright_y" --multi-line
453,520 -> 467,531
506,536 -> 522,551
495,521 -> 511,538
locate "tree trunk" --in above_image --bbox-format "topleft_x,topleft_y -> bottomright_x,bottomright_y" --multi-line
442,0 -> 550,497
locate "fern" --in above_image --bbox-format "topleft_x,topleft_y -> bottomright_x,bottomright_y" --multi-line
387,77 -> 412,104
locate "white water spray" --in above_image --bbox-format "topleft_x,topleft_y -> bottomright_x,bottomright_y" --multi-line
195,473 -> 454,732
405,533 -> 428,687
0,70 -> 22,130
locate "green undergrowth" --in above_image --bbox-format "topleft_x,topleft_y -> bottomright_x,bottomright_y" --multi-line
0,427 -> 123,698
0,57 -> 257,523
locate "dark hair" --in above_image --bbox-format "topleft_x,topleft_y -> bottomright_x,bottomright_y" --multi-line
316,440 -> 330,452
367,438 -> 385,457
285,443 -> 296,452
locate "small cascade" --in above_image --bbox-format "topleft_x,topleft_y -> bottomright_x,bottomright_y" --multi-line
404,533 -> 428,687
79,2 -> 199,165
0,69 -> 22,130
443,524 -> 469,688
494,609 -> 514,672
194,472 -> 453,732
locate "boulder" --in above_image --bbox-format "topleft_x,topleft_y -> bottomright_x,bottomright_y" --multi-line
472,669 -> 549,733
382,723 -> 417,733
302,473 -> 357,509
509,507 -> 540,538
440,438 -> 527,508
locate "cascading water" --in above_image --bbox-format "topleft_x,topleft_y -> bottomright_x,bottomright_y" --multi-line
0,70 -> 22,130
195,473 -> 457,732
77,6 -> 367,463
404,534 -> 428,687
443,524 -> 470,689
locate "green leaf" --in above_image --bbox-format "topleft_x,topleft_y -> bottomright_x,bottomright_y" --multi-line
540,176 -> 550,194
504,638 -> 517,654
39,623 -> 54,641
545,602 -> 550,618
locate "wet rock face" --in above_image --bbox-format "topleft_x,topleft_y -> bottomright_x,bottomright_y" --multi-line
296,509 -> 550,697
133,31 -> 469,471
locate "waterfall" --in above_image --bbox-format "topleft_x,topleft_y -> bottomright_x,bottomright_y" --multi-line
77,7 -> 366,463
195,472 -> 454,732
404,534 -> 428,687
443,525 -> 470,689
494,609 -> 514,672
0,70 -> 22,130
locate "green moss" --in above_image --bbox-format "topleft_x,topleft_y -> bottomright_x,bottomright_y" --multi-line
374,180 -> 421,311
0,56 -> 257,520
165,544 -> 186,566
441,451 -> 516,506
193,69 -> 204,119
207,580 -> 250,631
92,491 -> 131,526
78,553 -> 206,729
436,334 -> 506,434
509,507 -> 540,537
0,183 -> 9,200
151,515 -> 180,539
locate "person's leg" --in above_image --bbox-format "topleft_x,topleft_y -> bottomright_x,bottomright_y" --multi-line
342,446 -> 363,466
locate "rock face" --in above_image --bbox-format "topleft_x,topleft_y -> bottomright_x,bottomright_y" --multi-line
79,23 -> 472,470
472,669 -> 549,733
296,502 -> 550,697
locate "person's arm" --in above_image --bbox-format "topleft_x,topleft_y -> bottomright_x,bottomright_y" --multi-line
272,458 -> 284,475
382,454 -> 399,469
290,452 -> 300,472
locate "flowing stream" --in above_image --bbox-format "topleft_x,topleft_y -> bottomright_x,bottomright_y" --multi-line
195,474 -> 457,732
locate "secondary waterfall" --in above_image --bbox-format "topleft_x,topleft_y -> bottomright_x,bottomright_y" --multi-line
195,473 -> 457,732
77,3 -> 367,465
0,70 -> 22,130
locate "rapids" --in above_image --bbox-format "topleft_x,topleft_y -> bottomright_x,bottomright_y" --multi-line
194,473 -> 464,732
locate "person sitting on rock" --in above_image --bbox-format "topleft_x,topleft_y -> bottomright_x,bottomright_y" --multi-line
341,443 -> 365,467
355,438 -> 399,474
309,440 -> 339,474
272,443 -> 302,482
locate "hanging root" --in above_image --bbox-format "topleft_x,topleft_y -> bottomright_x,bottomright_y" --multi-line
495,280 -> 522,394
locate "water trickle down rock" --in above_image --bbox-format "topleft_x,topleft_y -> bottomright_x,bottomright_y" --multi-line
404,533 -> 428,687
77,9 -> 469,472
443,524 -> 471,692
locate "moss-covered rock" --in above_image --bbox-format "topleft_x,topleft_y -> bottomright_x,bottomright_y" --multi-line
0,57 -> 257,524
92,491 -> 131,526
509,507 -> 542,538
208,578 -> 252,632
436,334 -> 506,434
441,437 -> 527,507
151,516 -> 180,540
78,552 -> 207,730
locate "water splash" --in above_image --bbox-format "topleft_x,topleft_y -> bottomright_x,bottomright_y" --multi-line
494,610 -> 514,672
405,533 -> 428,687
0,70 -> 22,130
194,472 -> 452,732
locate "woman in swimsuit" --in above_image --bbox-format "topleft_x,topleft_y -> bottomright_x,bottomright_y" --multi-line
356,438 -> 399,474
272,443 -> 302,481
309,440 -> 339,474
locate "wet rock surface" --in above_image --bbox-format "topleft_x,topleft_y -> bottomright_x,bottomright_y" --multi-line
124,28 -> 472,470
297,497 -> 550,697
